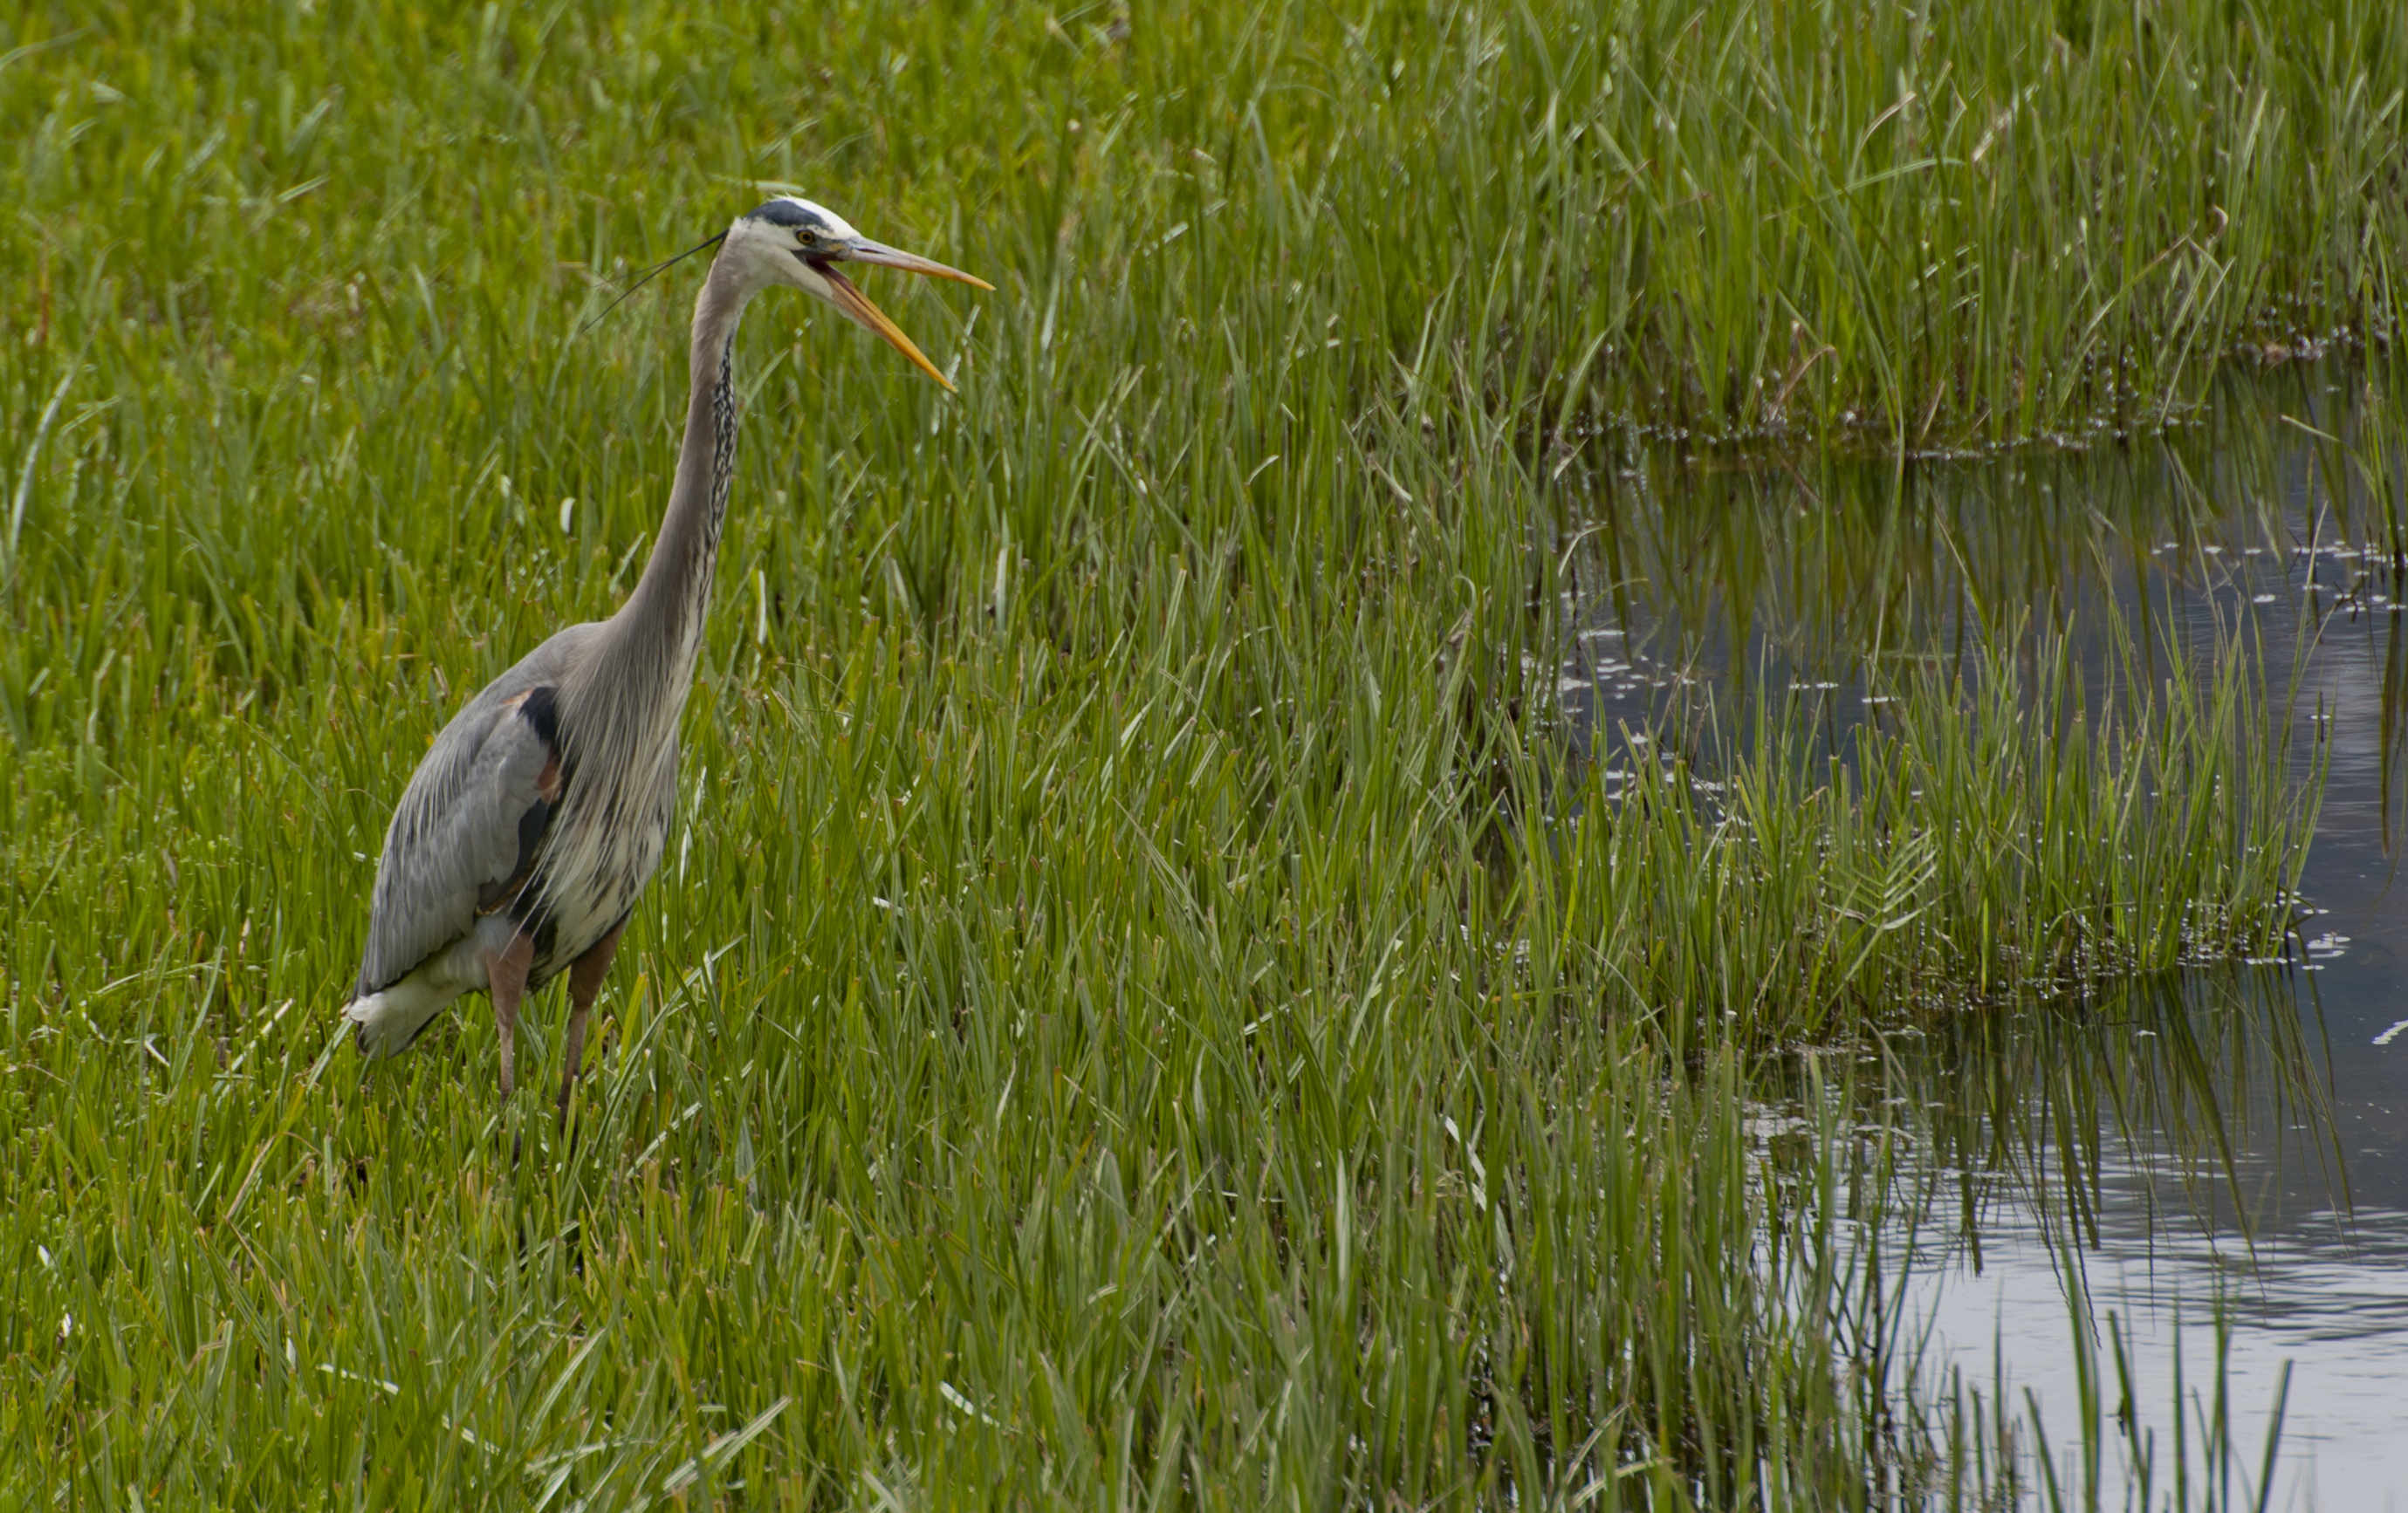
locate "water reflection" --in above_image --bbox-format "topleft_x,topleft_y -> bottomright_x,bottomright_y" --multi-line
1568,361 -> 2407,1506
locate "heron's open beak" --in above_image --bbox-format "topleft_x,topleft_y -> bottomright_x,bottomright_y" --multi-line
819,238 -> 993,393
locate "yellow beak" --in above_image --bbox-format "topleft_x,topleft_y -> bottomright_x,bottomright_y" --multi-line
821,239 -> 993,392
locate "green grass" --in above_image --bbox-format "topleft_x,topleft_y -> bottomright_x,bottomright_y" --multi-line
0,1 -> 2377,1505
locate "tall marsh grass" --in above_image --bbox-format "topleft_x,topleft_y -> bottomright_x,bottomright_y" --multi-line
0,0 -> 2362,1504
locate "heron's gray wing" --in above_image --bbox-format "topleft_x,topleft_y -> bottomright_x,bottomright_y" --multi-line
355,681 -> 566,996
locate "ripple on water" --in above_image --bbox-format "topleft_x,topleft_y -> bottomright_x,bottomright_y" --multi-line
1565,365 -> 2408,1507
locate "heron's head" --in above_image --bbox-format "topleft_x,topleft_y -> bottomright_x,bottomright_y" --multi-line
722,196 -> 991,391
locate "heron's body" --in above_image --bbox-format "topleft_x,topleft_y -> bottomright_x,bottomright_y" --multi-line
343,619 -> 669,1054
346,198 -> 986,1113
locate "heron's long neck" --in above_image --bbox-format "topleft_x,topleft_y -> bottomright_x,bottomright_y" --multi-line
614,264 -> 754,689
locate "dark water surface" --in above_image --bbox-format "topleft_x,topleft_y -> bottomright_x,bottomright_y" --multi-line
1571,366 -> 2406,1508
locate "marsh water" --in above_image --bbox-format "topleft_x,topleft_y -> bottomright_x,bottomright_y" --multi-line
1570,369 -> 2407,1509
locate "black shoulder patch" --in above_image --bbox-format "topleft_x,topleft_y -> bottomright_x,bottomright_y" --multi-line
477,795 -> 553,915
513,798 -> 552,868
518,685 -> 562,746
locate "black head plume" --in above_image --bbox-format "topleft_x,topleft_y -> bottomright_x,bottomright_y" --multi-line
575,230 -> 729,339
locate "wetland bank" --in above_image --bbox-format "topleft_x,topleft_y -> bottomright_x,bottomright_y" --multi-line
3,2 -> 2405,1506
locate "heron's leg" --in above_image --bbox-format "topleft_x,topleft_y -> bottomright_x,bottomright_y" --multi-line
482,930 -> 537,1100
558,915 -> 627,1122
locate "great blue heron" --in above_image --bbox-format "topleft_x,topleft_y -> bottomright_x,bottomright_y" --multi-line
344,197 -> 988,1120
